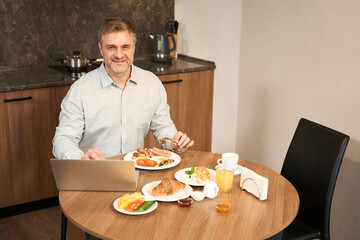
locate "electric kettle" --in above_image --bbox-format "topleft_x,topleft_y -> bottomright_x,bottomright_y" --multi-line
150,34 -> 176,62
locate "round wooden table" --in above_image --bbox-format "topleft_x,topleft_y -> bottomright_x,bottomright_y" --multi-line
59,150 -> 299,240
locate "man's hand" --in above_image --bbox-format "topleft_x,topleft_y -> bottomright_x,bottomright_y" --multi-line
171,131 -> 195,152
82,148 -> 106,160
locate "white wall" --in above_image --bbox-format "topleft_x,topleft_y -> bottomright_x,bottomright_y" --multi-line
176,0 -> 360,239
238,1 -> 360,239
175,0 -> 242,153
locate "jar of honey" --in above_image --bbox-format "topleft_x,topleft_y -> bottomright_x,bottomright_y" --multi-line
215,203 -> 231,213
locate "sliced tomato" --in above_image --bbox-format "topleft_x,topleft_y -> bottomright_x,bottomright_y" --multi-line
136,158 -> 158,167
124,197 -> 145,212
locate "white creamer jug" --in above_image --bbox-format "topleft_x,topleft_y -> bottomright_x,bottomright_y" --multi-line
203,181 -> 219,199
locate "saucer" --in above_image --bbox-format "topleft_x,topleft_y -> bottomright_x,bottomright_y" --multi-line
234,164 -> 242,175
216,164 -> 242,176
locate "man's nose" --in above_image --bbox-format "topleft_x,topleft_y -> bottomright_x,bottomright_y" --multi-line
114,48 -> 124,58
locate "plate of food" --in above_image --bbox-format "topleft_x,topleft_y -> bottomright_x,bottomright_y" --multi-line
175,167 -> 216,186
113,192 -> 158,215
142,177 -> 193,202
124,147 -> 181,170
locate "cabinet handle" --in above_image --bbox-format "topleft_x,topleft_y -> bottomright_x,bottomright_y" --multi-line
4,96 -> 33,103
162,79 -> 183,84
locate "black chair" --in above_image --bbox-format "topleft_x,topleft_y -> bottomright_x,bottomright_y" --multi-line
281,118 -> 349,240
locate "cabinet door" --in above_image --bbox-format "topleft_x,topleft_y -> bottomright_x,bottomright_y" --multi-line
0,88 -> 58,207
182,70 -> 214,151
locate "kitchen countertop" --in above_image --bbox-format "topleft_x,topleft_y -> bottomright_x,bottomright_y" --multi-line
0,55 -> 215,93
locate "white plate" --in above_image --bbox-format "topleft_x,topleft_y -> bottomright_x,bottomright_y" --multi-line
124,151 -> 181,170
113,195 -> 158,215
142,180 -> 193,202
174,167 -> 216,186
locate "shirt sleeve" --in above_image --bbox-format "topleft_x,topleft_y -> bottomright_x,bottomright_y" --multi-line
149,79 -> 177,150
52,82 -> 85,159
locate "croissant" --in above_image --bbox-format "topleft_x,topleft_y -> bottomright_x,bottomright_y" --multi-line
151,177 -> 186,196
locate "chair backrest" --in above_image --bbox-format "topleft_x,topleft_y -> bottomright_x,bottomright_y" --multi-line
281,118 -> 349,239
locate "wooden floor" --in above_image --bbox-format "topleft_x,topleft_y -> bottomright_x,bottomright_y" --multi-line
0,205 -> 84,240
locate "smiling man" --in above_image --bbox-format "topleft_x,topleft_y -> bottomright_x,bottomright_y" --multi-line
53,17 -> 194,162
98,23 -> 135,88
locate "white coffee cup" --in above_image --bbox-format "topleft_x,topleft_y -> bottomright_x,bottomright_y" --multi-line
217,152 -> 239,170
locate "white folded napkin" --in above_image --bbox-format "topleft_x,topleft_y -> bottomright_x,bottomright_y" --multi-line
240,167 -> 268,201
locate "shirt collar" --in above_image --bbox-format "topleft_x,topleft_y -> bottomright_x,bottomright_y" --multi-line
99,63 -> 138,88
99,63 -> 114,88
129,65 -> 139,85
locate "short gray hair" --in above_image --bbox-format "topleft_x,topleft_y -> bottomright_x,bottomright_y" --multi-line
98,17 -> 137,44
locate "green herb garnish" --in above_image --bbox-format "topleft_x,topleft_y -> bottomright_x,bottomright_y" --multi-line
185,167 -> 195,176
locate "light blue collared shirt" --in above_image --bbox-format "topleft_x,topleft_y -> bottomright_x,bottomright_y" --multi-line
52,63 -> 177,159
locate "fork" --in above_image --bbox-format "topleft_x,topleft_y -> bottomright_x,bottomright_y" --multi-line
160,137 -> 177,145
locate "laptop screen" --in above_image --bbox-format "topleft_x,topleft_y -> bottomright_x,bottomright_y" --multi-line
50,158 -> 138,191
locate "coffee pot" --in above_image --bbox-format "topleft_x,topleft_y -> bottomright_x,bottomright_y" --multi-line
149,34 -> 176,63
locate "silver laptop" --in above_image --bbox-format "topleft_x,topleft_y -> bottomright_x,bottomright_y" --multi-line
50,158 -> 138,191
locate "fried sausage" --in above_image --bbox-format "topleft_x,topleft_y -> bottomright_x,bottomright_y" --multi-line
152,147 -> 171,158
143,148 -> 154,158
137,148 -> 145,154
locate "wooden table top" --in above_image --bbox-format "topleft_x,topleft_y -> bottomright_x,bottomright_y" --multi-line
59,150 -> 299,240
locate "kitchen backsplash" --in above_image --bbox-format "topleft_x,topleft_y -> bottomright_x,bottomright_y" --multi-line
0,0 -> 174,68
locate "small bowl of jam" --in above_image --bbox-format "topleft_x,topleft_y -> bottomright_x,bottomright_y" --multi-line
216,203 -> 231,213
178,197 -> 193,207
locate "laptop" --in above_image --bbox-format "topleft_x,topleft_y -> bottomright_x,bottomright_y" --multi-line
50,158 -> 138,191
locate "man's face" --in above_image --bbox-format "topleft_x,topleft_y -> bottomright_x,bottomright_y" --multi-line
98,30 -> 135,76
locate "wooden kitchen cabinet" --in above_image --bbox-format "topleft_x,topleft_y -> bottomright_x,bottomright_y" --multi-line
0,88 -> 59,208
144,70 -> 214,151
181,70 -> 214,151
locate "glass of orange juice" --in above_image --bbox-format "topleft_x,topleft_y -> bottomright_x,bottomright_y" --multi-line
216,166 -> 234,192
